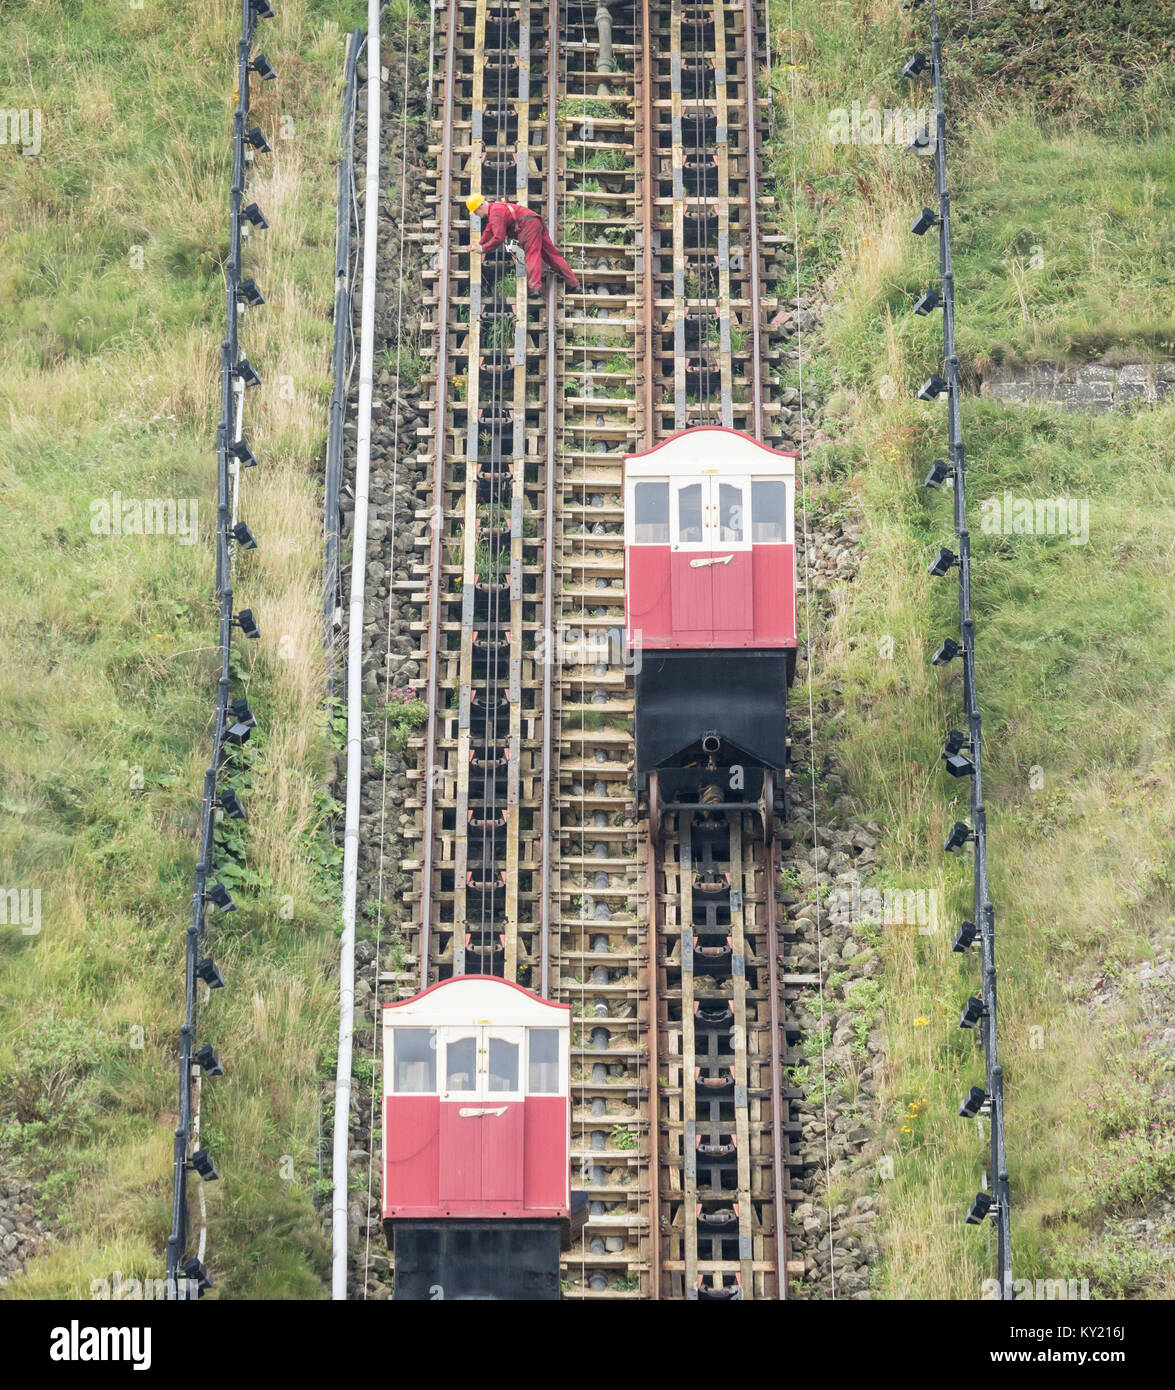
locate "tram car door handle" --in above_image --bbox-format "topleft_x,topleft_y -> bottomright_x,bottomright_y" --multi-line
689,554 -> 733,569
457,1106 -> 508,1119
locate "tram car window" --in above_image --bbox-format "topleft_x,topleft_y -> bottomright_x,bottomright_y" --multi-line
633,478 -> 670,543
393,1028 -> 436,1093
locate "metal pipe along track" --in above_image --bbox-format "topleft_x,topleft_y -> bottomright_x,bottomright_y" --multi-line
332,0 -> 382,1302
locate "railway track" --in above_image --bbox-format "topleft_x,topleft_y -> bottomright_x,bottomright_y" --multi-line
415,0 -> 558,990
637,0 -> 794,1300
393,0 -> 799,1299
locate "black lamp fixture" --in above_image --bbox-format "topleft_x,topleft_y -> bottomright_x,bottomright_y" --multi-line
205,882 -> 238,913
194,1043 -> 225,1076
907,129 -> 933,155
189,1148 -> 220,1181
965,1192 -> 994,1225
242,202 -> 269,229
927,546 -> 957,577
235,609 -> 261,640
952,920 -> 978,953
217,787 -> 247,820
911,207 -> 939,237
237,276 -> 265,307
924,458 -> 951,488
229,437 -> 258,469
196,956 -> 226,989
931,637 -> 961,666
224,718 -> 252,747
251,0 -> 276,18
902,52 -> 928,81
234,358 -> 262,388
918,374 -> 949,401
944,751 -> 976,779
958,1086 -> 988,1119
231,697 -> 257,729
944,820 -> 974,853
250,53 -> 277,81
245,126 -> 272,154
914,287 -> 942,316
942,731 -> 975,778
232,521 -> 259,550
224,698 -> 257,746
958,995 -> 985,1030
179,1257 -> 213,1297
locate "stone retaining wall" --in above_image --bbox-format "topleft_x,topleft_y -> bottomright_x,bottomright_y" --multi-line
980,360 -> 1175,411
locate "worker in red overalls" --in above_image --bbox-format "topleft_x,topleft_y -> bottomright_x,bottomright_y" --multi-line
467,194 -> 580,295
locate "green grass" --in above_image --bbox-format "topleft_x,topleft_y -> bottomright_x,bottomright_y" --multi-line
941,0 -> 1175,115
776,0 -> 1175,1298
572,147 -> 631,173
558,97 -> 619,122
0,0 -> 366,1298
376,696 -> 428,754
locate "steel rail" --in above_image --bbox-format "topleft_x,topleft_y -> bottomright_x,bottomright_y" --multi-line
741,0 -> 763,440
639,0 -> 656,436
644,821 -> 662,1300
764,831 -> 788,1295
638,4 -> 663,1299
540,0 -> 560,999
419,1 -> 459,986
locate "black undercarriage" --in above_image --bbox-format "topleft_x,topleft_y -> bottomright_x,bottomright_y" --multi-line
634,649 -> 795,836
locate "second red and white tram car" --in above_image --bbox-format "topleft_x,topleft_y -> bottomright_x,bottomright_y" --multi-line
382,975 -> 571,1299
624,427 -> 799,837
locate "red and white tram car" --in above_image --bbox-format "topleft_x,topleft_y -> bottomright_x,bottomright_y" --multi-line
382,974 -> 571,1299
624,427 -> 799,837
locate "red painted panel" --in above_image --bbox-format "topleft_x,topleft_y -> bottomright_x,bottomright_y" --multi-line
626,545 -> 673,648
627,544 -> 798,651
383,1096 -> 439,1216
670,550 -> 713,644
524,1096 -> 570,1211
752,545 -> 797,646
479,1102 -> 525,1204
439,1101 -> 484,1204
711,551 -> 754,645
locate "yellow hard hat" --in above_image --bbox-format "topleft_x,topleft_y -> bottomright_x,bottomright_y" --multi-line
466,195 -> 485,215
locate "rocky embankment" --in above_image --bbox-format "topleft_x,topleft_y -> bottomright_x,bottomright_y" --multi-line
765,280 -> 888,1298
325,51 -> 433,1302
0,1176 -> 52,1290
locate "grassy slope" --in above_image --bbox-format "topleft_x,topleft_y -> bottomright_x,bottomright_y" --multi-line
0,0 -> 363,1297
771,0 -> 1175,1297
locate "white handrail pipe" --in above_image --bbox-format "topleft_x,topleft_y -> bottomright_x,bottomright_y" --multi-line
332,0 -> 380,1302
